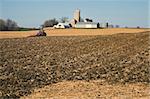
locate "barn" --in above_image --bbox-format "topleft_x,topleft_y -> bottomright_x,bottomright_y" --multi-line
75,22 -> 99,28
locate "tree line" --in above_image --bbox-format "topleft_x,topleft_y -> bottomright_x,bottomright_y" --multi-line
0,17 -> 70,31
0,19 -> 19,31
42,17 -> 69,27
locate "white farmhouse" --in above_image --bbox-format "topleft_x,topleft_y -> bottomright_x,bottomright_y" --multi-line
53,23 -> 70,29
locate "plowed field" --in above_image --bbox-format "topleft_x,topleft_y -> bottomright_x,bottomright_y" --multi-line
0,29 -> 149,98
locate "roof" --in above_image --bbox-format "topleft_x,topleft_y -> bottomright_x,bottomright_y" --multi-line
58,23 -> 70,26
75,22 -> 98,25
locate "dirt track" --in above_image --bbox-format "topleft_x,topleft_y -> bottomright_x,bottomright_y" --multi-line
0,28 -> 149,39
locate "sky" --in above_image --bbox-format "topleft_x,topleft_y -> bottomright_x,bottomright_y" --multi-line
0,0 -> 149,28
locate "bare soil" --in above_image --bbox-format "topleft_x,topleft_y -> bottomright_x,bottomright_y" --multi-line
0,30 -> 149,98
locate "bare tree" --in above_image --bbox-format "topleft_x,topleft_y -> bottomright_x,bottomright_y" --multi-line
43,18 -> 58,27
60,17 -> 69,23
115,25 -> 120,28
6,19 -> 18,30
0,19 -> 6,31
0,19 -> 18,31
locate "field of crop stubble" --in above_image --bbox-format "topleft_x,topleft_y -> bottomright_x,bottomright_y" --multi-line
0,28 -> 150,98
0,28 -> 149,38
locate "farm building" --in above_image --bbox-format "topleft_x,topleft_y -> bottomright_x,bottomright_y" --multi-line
75,22 -> 99,28
53,23 -> 70,29
74,9 -> 80,22
70,9 -> 80,27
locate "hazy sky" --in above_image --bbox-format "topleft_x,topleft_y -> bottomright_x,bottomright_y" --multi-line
0,0 -> 149,28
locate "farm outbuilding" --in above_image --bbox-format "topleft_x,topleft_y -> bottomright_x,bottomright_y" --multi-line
75,22 -> 99,28
53,23 -> 70,29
